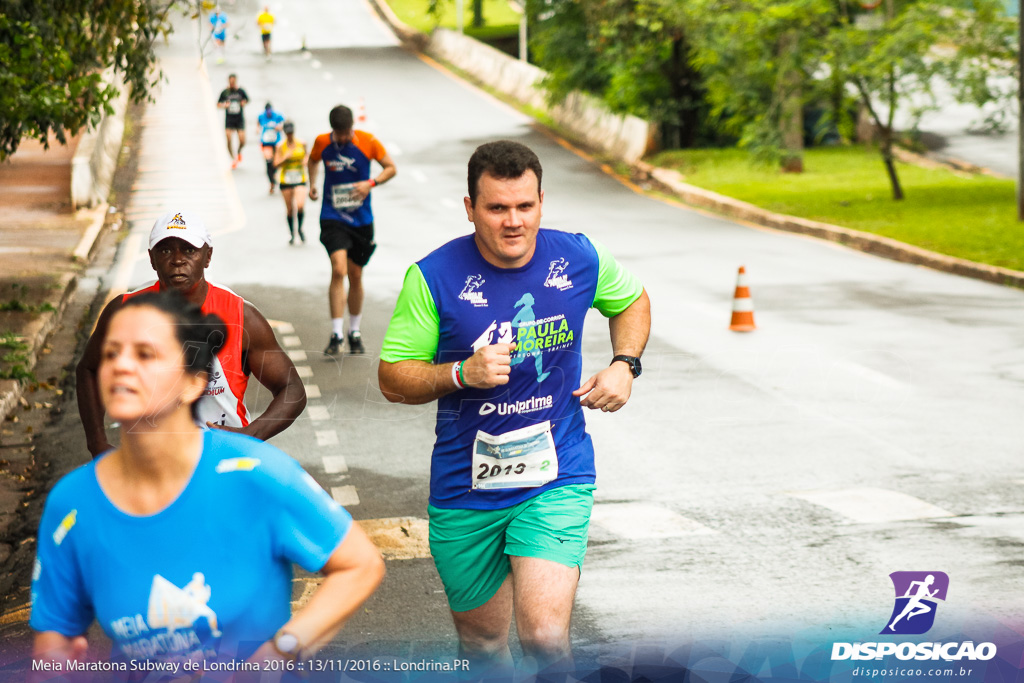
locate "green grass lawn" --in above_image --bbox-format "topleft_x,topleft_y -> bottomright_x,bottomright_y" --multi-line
384,0 -> 520,36
649,146 -> 1023,272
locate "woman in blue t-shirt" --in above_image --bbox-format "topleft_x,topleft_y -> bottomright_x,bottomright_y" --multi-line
31,291 -> 384,671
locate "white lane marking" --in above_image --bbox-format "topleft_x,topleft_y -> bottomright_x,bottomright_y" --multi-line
323,72 -> 333,81
270,321 -> 295,334
410,168 -> 428,183
305,384 -> 321,399
308,405 -> 329,421
332,486 -> 360,506
287,350 -> 308,362
323,455 -> 348,474
386,142 -> 402,156
311,59 -> 322,69
282,335 -> 301,347
591,503 -> 714,539
106,230 -> 145,309
316,430 -> 339,447
787,488 -> 953,524
295,365 -> 313,378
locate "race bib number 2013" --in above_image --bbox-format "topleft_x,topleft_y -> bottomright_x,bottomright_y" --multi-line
472,422 -> 557,490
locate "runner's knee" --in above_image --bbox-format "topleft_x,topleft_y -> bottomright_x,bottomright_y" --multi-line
455,624 -> 509,655
518,623 -> 570,659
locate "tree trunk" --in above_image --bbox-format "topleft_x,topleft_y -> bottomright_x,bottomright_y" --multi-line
778,31 -> 804,173
473,0 -> 484,28
880,132 -> 905,200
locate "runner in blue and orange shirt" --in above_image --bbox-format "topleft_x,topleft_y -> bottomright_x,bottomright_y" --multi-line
307,104 -> 397,356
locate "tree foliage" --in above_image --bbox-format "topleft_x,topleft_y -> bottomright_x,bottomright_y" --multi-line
527,0 -> 1016,198
528,0 -> 721,148
0,0 -> 174,161
825,0 -> 1016,198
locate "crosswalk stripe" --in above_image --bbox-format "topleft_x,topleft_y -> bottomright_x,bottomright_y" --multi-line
786,487 -> 953,524
316,431 -> 339,447
323,455 -> 348,473
331,486 -> 360,506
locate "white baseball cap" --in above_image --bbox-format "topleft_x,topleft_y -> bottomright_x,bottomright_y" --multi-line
149,210 -> 212,250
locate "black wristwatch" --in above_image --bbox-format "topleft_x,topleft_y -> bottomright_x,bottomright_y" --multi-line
611,355 -> 642,378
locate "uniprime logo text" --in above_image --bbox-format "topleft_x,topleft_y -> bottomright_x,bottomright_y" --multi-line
479,395 -> 553,416
831,571 -> 997,663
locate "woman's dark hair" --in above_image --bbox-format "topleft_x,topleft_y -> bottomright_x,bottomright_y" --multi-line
118,290 -> 227,418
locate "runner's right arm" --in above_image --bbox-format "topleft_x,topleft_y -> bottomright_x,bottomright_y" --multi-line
75,295 -> 126,457
377,265 -> 512,404
307,135 -> 325,200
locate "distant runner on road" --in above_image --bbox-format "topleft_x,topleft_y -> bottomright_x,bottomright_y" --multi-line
377,140 -> 650,678
258,101 -> 285,193
76,209 -> 306,458
209,7 -> 228,63
273,120 -> 310,245
308,104 -> 397,356
256,6 -> 275,58
217,73 -> 249,169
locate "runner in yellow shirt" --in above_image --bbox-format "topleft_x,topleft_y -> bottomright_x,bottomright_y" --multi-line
272,121 -> 310,244
256,6 -> 275,58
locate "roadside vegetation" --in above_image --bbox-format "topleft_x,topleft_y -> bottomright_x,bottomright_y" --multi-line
386,0 -> 520,40
651,146 -> 1023,271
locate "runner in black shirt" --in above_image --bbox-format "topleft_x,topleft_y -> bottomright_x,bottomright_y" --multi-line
217,73 -> 249,169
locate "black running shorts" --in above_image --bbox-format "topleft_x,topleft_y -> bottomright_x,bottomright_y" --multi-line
319,220 -> 376,266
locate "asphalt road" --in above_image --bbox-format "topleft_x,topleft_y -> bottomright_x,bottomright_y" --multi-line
18,0 -> 1024,678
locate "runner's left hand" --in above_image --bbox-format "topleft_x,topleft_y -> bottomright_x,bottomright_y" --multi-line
573,363 -> 633,412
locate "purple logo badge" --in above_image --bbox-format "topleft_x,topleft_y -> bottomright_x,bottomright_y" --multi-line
880,571 -> 949,635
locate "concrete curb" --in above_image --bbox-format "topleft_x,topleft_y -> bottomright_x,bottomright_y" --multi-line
0,272 -> 80,424
1,102 -> 124,427
71,73 -> 129,210
645,165 -> 1024,288
367,0 -> 428,49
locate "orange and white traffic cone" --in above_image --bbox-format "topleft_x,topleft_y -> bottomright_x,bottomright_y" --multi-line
729,266 -> 756,332
356,98 -> 368,126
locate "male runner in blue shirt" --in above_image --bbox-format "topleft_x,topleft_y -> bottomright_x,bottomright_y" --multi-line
378,140 -> 650,677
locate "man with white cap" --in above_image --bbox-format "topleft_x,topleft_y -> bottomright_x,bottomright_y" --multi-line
76,209 -> 307,457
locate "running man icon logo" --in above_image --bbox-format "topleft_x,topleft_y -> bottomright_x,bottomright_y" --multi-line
544,258 -> 573,291
169,213 -> 188,228
459,275 -> 488,306
881,571 -> 949,635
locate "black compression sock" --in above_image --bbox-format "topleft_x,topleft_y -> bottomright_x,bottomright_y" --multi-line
266,160 -> 275,184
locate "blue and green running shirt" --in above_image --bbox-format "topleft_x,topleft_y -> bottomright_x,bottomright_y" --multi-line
381,229 -> 643,510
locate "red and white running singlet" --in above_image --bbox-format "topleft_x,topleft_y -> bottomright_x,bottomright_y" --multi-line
123,282 -> 251,428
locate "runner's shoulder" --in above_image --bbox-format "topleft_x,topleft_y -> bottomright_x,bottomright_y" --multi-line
417,235 -> 476,269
